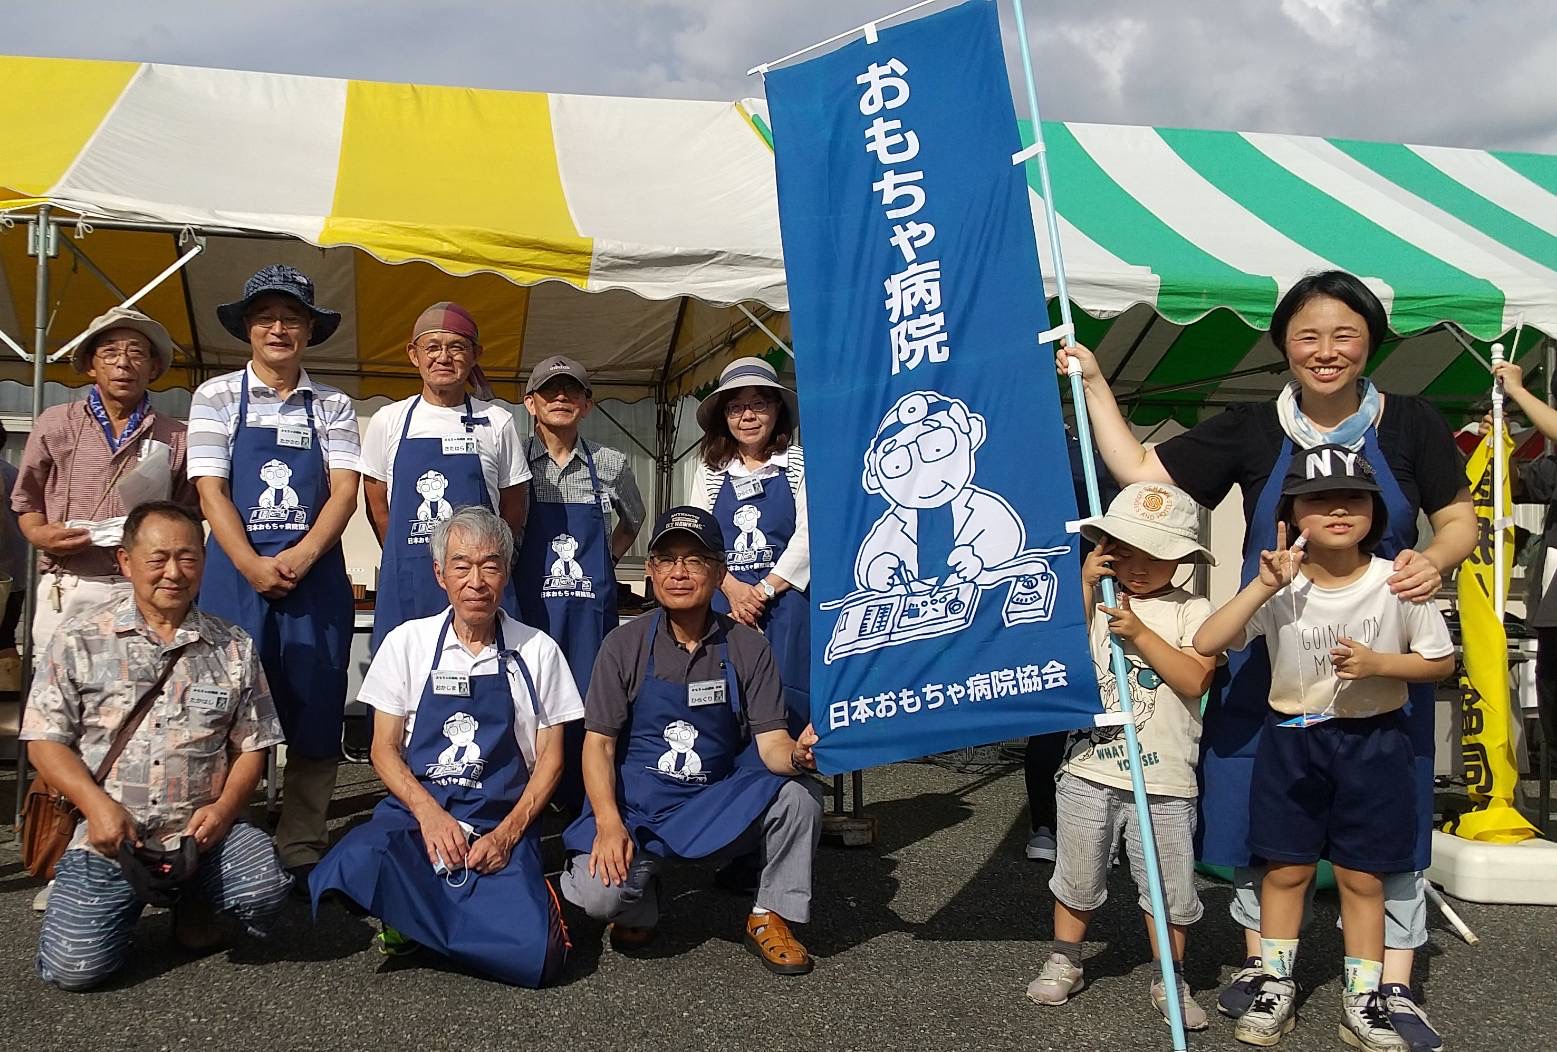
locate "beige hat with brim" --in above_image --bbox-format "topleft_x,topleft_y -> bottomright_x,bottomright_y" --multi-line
72,306 -> 175,380
1075,482 -> 1216,565
695,356 -> 798,433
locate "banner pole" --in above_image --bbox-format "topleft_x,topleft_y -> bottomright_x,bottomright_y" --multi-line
1007,2 -> 1188,1047
1491,341 -> 1506,617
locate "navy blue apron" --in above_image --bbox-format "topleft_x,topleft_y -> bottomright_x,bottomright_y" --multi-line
310,611 -> 566,987
200,382 -> 352,759
563,612 -> 790,860
371,396 -> 518,651
1196,427 -> 1435,870
710,466 -> 811,736
515,438 -> 618,810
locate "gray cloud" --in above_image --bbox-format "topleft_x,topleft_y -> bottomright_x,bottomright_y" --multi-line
5,1 -> 1555,151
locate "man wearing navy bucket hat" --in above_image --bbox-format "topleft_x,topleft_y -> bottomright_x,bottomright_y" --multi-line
187,264 -> 361,890
560,507 -> 824,975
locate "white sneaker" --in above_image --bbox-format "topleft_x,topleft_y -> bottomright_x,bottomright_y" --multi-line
1026,952 -> 1084,1005
1234,975 -> 1297,1046
1024,827 -> 1057,862
1339,991 -> 1407,1051
31,880 -> 53,913
1151,974 -> 1210,1031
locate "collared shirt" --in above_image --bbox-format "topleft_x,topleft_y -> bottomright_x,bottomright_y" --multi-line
687,445 -> 811,590
11,397 -> 194,577
359,608 -> 583,773
361,394 -> 531,509
20,590 -> 284,851
584,611 -> 786,738
186,363 -> 361,480
524,435 -> 646,531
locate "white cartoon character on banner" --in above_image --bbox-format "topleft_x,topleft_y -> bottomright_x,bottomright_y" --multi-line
257,459 -> 299,509
732,505 -> 768,551
1067,654 -> 1164,766
655,720 -> 704,781
426,711 -> 486,784
820,391 -> 1069,663
549,535 -> 583,580
415,470 -> 453,522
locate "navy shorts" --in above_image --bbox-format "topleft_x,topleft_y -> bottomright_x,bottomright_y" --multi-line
1247,708 -> 1416,873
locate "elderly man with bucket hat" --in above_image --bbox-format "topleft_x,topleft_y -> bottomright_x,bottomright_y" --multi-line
517,354 -> 646,810
13,306 -> 195,660
187,264 -> 361,888
360,302 -> 530,652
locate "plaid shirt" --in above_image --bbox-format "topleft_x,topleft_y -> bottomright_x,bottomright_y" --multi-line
524,436 -> 645,530
21,590 -> 284,850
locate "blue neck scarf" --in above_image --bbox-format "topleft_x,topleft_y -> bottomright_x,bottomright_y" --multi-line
86,388 -> 151,453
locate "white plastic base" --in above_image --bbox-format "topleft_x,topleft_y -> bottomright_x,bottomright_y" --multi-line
1426,829 -> 1557,906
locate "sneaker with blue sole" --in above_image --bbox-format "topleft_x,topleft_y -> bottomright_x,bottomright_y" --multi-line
1380,983 -> 1443,1051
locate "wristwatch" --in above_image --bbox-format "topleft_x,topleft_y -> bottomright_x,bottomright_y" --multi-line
759,580 -> 776,600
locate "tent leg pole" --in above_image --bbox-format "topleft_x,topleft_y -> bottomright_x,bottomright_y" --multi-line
15,205 -> 53,830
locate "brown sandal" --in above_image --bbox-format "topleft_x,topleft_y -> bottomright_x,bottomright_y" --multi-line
744,911 -> 813,975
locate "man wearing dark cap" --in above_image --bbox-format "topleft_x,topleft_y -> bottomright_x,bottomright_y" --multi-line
517,354 -> 645,809
187,264 -> 360,888
560,506 -> 823,975
14,306 -> 195,660
360,302 -> 530,650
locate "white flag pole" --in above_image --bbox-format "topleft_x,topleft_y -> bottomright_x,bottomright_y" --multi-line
1491,341 -> 1507,617
1006,2 -> 1187,1048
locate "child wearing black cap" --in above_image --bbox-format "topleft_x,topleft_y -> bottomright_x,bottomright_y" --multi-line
1194,444 -> 1453,1050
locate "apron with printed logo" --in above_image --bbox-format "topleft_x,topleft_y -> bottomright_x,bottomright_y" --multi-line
515,439 -> 618,809
372,396 -> 518,650
563,612 -> 789,860
710,468 -> 811,736
310,611 -> 566,987
200,383 -> 352,759
1196,429 -> 1436,870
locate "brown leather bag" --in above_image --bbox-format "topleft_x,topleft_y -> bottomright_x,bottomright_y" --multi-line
20,657 -> 180,880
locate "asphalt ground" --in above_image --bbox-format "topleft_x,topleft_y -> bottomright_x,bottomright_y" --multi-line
0,755 -> 1552,1052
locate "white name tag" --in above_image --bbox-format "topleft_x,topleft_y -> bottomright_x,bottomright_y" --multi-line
734,475 -> 765,500
431,671 -> 471,697
187,685 -> 232,709
276,426 -> 311,450
687,678 -> 727,708
599,492 -> 612,515
441,435 -> 477,456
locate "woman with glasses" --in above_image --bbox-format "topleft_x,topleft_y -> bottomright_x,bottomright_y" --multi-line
688,357 -> 811,737
359,302 -> 529,651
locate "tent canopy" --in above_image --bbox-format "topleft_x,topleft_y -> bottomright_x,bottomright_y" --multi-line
0,55 -> 789,401
3,56 -> 1555,425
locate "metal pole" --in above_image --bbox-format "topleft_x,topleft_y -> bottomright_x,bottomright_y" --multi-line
1008,3 -> 1187,1046
1492,342 -> 1507,617
15,205 -> 53,827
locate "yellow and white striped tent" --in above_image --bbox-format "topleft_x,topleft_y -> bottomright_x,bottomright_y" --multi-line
0,55 -> 790,402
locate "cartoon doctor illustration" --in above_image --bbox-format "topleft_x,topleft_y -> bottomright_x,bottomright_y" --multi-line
415,470 -> 453,522
656,719 -> 703,779
855,391 -> 1024,592
436,711 -> 484,770
257,459 -> 300,509
549,534 -> 583,581
731,504 -> 768,552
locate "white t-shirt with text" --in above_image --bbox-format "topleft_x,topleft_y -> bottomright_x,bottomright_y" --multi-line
360,395 -> 530,510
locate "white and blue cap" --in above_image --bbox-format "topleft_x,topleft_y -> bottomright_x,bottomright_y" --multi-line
648,506 -> 727,558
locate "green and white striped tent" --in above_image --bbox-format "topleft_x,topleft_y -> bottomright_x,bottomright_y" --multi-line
992,119 -> 1557,426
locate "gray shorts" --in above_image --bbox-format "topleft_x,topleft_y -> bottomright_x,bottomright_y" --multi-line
1229,867 -> 1427,950
1049,772 -> 1204,926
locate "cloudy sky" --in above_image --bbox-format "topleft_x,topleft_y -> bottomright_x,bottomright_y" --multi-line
7,0 -> 1557,152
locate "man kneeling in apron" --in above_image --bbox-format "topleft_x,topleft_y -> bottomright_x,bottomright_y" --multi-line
561,507 -> 824,975
310,506 -> 582,987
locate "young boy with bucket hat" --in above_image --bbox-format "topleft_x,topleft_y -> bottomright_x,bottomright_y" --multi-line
1027,482 -> 1218,1031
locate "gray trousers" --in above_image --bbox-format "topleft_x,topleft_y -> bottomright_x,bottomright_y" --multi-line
274,755 -> 339,867
562,777 -> 823,925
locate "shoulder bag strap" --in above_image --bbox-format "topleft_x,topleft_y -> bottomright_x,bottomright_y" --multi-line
90,649 -> 184,785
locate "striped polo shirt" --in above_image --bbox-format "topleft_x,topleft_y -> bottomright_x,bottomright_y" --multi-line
187,364 -> 360,480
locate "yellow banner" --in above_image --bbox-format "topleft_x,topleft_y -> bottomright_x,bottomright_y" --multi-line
1444,429 -> 1537,842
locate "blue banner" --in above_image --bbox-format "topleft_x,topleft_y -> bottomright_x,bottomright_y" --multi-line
766,0 -> 1100,774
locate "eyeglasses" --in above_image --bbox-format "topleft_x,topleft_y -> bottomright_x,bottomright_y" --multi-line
94,343 -> 151,366
724,397 -> 775,418
646,553 -> 719,575
248,313 -> 310,331
416,340 -> 474,361
877,422 -> 957,480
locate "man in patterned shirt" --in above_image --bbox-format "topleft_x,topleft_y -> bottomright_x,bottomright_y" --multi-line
23,501 -> 289,991
515,355 -> 645,810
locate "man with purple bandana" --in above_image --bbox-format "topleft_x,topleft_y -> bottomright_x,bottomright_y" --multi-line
360,302 -> 531,650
